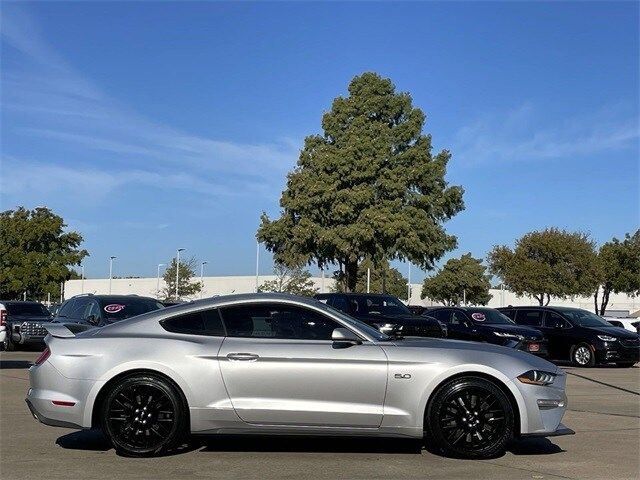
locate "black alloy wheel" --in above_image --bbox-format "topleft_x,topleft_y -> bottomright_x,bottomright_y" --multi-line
425,376 -> 514,459
101,374 -> 186,456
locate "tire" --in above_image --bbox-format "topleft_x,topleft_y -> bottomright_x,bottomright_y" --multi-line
615,362 -> 636,368
100,374 -> 187,457
424,376 -> 514,459
571,343 -> 595,367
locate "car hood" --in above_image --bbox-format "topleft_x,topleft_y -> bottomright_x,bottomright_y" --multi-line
584,325 -> 639,338
357,314 -> 433,324
380,337 -> 559,373
482,323 -> 543,339
9,315 -> 51,322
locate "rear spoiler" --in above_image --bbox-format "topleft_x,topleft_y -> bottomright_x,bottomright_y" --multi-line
44,323 -> 94,338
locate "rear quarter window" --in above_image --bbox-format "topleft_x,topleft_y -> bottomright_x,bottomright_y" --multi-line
161,309 -> 225,336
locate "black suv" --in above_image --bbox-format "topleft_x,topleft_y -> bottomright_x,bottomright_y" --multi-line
54,294 -> 164,327
498,306 -> 640,367
0,301 -> 52,351
314,293 -> 446,338
426,306 -> 547,357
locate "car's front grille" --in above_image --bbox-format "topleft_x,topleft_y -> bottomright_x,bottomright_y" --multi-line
620,338 -> 640,348
20,322 -> 48,337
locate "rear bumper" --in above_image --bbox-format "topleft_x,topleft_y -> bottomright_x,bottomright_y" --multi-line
25,398 -> 82,429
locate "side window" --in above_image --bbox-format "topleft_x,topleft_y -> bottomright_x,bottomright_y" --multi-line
220,303 -> 341,340
58,299 -> 75,317
331,296 -> 350,314
69,297 -> 91,319
500,309 -> 515,320
84,301 -> 101,321
544,312 -> 569,329
432,309 -> 451,323
516,310 -> 543,327
608,320 -> 623,328
451,311 -> 468,325
161,309 -> 225,336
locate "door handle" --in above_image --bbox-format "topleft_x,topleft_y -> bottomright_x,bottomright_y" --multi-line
226,352 -> 259,362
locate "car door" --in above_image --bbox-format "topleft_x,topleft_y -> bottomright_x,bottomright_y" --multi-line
542,311 -> 574,360
218,302 -> 388,428
450,310 -> 481,341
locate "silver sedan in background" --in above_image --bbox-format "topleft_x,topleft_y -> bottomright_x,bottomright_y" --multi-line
26,294 -> 572,458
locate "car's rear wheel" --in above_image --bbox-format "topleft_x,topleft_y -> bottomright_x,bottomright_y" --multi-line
100,374 -> 187,457
571,343 -> 595,367
425,376 -> 514,459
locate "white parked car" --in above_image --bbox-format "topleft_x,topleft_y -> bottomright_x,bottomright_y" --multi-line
604,317 -> 639,334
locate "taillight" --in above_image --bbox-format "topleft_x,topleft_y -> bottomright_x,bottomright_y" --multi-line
0,309 -> 6,326
34,348 -> 50,366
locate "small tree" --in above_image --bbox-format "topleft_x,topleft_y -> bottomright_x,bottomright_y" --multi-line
259,263 -> 318,296
257,72 -> 464,291
0,207 -> 88,299
161,257 -> 202,301
594,230 -> 640,314
488,228 -> 599,305
333,258 -> 408,299
422,253 -> 491,306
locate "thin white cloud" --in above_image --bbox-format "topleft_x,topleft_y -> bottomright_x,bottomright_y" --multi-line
0,6 -> 299,202
453,103 -> 638,166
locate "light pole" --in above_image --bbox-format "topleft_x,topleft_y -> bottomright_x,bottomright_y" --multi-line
367,268 -> 371,293
81,264 -> 85,294
175,248 -> 185,300
200,261 -> 208,299
108,256 -> 116,294
156,263 -> 165,299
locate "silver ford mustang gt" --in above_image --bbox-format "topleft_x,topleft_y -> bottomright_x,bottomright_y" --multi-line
26,293 -> 572,458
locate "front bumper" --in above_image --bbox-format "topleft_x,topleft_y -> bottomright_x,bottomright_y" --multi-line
595,343 -> 639,364
515,370 -> 569,436
11,332 -> 46,346
520,422 -> 575,438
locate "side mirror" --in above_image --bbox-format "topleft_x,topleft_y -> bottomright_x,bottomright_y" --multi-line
331,327 -> 362,345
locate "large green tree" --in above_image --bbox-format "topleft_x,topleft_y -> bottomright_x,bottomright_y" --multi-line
161,257 -> 203,301
421,253 -> 492,306
594,230 -> 640,315
0,207 -> 88,300
488,228 -> 599,305
333,258 -> 409,299
259,263 -> 318,296
257,72 -> 464,291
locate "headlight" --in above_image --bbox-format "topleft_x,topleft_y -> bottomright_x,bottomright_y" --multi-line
597,335 -> 617,342
494,331 -> 524,341
517,370 -> 556,386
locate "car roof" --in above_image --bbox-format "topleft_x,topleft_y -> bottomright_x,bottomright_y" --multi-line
0,300 -> 45,305
69,294 -> 158,302
315,293 -> 399,298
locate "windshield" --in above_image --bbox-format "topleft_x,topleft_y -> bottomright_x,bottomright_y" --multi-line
6,303 -> 50,316
467,308 -> 515,325
350,295 -> 411,316
99,299 -> 164,323
318,302 -> 390,341
558,308 -> 613,328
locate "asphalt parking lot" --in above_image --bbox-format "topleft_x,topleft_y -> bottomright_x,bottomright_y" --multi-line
1,351 -> 638,480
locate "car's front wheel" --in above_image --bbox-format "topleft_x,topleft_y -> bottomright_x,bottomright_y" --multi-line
425,376 -> 514,459
571,343 -> 595,367
100,373 -> 187,457
2,334 -> 15,351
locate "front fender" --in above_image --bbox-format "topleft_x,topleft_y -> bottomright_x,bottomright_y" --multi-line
416,364 -> 528,434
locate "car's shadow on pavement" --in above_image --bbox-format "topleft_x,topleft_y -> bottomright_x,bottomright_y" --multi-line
56,430 -> 564,457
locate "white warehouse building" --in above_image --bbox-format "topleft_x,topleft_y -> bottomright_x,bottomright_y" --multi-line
64,276 -> 640,316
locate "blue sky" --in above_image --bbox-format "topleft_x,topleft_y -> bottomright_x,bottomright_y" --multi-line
1,2 -> 638,281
